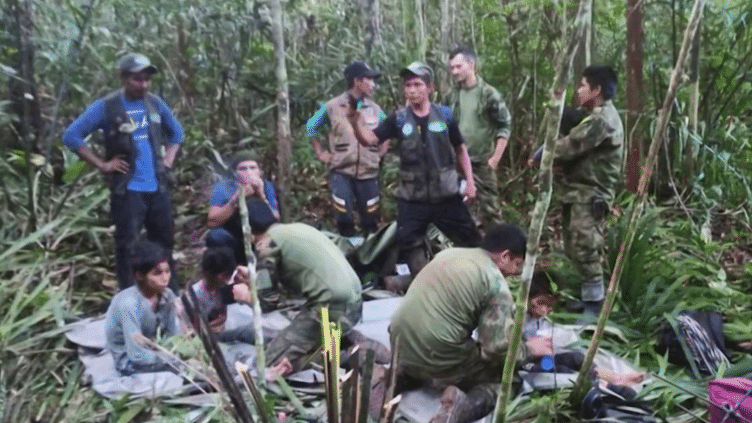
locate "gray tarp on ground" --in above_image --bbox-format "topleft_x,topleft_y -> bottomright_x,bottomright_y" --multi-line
66,297 -> 645,423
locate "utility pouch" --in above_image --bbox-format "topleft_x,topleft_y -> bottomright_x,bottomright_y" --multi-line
591,197 -> 608,220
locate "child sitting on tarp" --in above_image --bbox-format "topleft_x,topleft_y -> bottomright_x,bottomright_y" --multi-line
105,240 -> 180,375
523,270 -> 645,386
189,247 -> 254,343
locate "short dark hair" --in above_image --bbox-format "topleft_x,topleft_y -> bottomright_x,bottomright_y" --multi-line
582,65 -> 618,100
202,247 -> 236,277
530,270 -> 560,299
449,45 -> 476,62
230,151 -> 259,171
131,240 -> 170,276
480,223 -> 527,257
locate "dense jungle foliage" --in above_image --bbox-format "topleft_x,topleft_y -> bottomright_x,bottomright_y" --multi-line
1,0 -> 751,421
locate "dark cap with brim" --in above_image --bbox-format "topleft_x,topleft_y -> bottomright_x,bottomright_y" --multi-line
399,61 -> 433,81
344,61 -> 381,81
118,53 -> 158,75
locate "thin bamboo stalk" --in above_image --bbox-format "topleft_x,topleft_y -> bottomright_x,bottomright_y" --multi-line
379,395 -> 402,423
569,0 -> 707,403
236,362 -> 273,423
358,349 -> 376,423
492,1 -> 592,422
238,187 -> 266,386
181,289 -> 255,423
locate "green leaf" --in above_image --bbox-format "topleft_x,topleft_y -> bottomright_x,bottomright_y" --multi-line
115,403 -> 146,423
62,160 -> 88,183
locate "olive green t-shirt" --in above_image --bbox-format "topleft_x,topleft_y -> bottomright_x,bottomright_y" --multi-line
457,84 -> 495,159
390,248 -> 522,374
266,223 -> 361,305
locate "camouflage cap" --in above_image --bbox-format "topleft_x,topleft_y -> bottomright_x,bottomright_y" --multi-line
399,61 -> 433,82
118,53 -> 158,75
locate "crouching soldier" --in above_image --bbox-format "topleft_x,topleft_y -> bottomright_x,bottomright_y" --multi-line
389,223 -> 553,423
247,207 -> 363,375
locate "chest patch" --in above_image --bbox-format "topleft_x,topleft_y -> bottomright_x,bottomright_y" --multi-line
428,120 -> 447,133
402,123 -> 414,137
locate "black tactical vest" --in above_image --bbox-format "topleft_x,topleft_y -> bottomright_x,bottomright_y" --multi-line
102,90 -> 167,194
395,104 -> 459,202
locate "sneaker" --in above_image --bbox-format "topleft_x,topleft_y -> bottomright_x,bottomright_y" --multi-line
430,386 -> 473,423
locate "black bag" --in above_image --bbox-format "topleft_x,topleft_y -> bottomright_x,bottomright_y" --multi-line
658,310 -> 730,378
580,383 -> 660,422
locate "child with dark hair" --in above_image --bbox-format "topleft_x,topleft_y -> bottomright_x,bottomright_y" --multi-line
105,240 -> 179,375
190,247 -> 253,341
523,270 -> 645,386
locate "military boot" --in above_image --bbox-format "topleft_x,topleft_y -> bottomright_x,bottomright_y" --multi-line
430,385 -> 496,423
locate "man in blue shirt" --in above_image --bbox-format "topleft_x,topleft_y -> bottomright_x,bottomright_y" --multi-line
63,53 -> 183,290
206,151 -> 279,264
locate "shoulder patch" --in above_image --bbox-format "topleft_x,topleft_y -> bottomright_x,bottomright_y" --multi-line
150,113 -> 161,123
428,120 -> 447,133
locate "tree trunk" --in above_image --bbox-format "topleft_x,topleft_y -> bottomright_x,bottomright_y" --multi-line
361,0 -> 381,58
437,0 -> 454,94
573,0 -> 591,81
492,1 -> 593,422
625,0 -> 645,193
569,0 -> 706,403
9,0 -> 40,230
415,0 -> 426,62
685,20 -> 701,180
270,0 -> 292,222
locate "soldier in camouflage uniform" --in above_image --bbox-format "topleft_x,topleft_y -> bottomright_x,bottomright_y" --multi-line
552,65 -> 623,316
389,223 -> 552,423
444,46 -> 512,230
248,213 -> 363,374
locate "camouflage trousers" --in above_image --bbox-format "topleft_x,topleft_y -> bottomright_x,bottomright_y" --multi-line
265,300 -> 362,373
562,202 -> 607,302
468,162 -> 503,231
398,343 -> 500,413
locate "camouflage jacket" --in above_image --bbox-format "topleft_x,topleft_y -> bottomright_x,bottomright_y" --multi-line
443,77 -> 512,160
553,100 -> 624,204
390,248 -> 531,374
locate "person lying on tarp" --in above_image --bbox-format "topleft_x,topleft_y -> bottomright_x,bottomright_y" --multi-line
105,240 -> 180,375
522,270 -> 645,386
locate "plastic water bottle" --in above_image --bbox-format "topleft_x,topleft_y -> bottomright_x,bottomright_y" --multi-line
541,354 -> 554,371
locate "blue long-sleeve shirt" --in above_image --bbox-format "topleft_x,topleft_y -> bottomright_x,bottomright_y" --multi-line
63,95 -> 184,192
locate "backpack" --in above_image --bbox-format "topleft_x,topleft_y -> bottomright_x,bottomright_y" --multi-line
580,383 -> 661,422
709,377 -> 752,423
658,310 -> 730,378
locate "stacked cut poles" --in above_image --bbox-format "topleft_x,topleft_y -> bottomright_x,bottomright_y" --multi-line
238,187 -> 266,386
569,0 -> 707,402
321,307 -> 342,423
